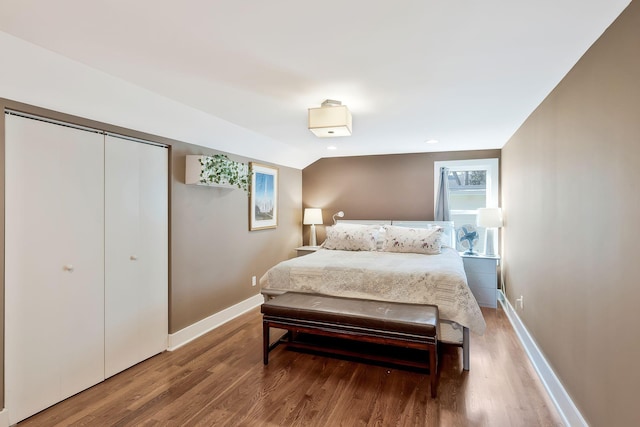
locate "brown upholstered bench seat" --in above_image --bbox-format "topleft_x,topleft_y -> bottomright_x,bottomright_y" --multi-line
261,292 -> 439,397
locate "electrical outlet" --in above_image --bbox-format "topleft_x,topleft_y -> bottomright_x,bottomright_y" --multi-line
251,276 -> 257,287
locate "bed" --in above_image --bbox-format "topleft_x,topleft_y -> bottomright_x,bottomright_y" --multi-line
260,220 -> 486,370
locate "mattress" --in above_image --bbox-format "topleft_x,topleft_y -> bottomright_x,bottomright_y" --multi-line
260,247 -> 486,335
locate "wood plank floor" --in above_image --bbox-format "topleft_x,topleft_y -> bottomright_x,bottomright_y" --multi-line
18,305 -> 563,426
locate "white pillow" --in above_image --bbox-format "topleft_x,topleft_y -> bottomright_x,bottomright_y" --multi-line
376,227 -> 386,251
322,223 -> 379,251
381,225 -> 444,255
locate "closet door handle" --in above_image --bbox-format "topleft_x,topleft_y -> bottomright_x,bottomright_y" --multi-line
130,255 -> 138,261
63,264 -> 74,272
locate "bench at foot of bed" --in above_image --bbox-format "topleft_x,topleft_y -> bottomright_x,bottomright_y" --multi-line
262,290 -> 471,372
261,292 -> 439,398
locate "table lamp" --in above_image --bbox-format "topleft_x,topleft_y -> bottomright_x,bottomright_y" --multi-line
303,208 -> 323,246
477,207 -> 503,257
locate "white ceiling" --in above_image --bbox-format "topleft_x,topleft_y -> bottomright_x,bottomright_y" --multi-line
0,0 -> 631,166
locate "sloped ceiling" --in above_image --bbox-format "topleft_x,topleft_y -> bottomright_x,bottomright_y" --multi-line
0,0 -> 631,168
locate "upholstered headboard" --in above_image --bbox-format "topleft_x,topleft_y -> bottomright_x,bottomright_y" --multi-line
336,219 -> 456,248
336,219 -> 392,226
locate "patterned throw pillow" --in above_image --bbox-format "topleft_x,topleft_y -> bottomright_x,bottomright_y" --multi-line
381,225 -> 443,255
322,223 -> 379,251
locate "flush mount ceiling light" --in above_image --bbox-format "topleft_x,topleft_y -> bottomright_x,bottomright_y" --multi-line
308,99 -> 352,137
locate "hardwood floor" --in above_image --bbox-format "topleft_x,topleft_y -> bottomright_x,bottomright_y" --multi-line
18,305 -> 563,426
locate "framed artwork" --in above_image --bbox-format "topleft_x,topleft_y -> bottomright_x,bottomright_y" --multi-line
249,163 -> 278,230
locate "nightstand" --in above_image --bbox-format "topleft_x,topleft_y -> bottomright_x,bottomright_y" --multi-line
461,254 -> 500,308
296,246 -> 321,257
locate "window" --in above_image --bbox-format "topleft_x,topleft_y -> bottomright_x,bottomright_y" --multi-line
434,159 -> 499,252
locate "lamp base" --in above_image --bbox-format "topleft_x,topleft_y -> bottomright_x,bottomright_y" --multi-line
309,224 -> 317,247
484,228 -> 497,257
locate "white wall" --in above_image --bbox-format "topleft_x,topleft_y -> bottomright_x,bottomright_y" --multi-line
0,31 -> 312,169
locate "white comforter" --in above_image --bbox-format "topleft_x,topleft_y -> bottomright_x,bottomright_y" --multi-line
260,247 -> 486,334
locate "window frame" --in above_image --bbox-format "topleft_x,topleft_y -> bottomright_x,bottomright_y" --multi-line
433,158 -> 500,213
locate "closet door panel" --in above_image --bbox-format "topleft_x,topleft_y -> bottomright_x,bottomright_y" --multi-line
136,141 -> 169,358
105,136 -> 168,377
5,115 -> 105,424
104,136 -> 140,378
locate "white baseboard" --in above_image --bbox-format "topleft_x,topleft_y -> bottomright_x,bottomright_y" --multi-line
0,409 -> 8,427
499,292 -> 587,427
167,293 -> 264,351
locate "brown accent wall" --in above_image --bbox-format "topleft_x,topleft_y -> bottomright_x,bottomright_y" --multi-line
0,99 -> 302,407
302,150 -> 500,244
501,2 -> 640,425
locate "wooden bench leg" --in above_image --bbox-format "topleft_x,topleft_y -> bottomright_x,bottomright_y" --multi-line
263,320 -> 270,365
430,344 -> 438,398
463,327 -> 470,371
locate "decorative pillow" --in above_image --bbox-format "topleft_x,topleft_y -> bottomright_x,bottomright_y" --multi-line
322,223 -> 379,251
381,225 -> 444,255
376,227 -> 386,251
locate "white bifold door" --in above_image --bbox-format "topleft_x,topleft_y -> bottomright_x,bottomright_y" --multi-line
104,135 -> 168,378
5,115 -> 106,424
5,114 -> 168,425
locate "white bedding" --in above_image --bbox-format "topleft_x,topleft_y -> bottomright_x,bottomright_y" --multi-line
260,247 -> 486,335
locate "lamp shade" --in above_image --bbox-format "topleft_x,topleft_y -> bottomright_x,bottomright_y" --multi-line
303,208 -> 323,225
477,207 -> 503,228
308,100 -> 352,137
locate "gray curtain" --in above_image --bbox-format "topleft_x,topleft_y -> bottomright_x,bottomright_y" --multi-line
434,167 -> 450,221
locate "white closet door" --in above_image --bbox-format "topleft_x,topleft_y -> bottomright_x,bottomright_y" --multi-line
105,136 -> 168,378
5,115 -> 105,425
